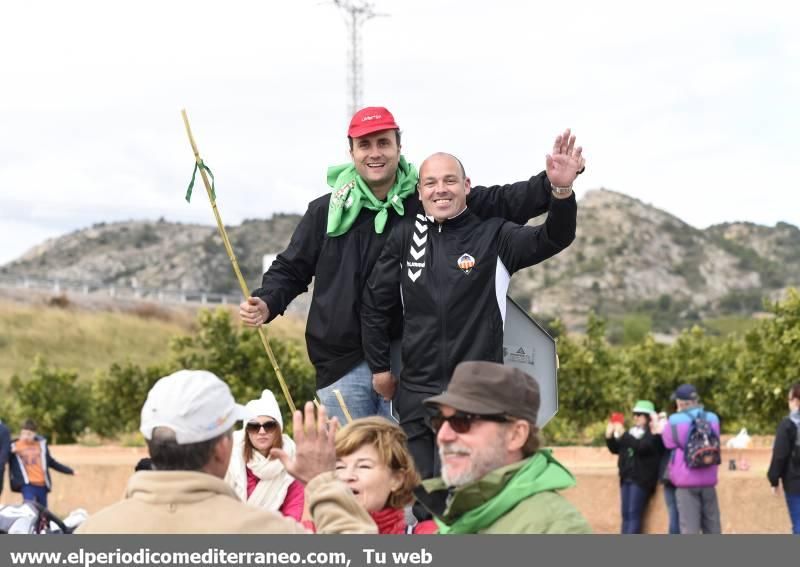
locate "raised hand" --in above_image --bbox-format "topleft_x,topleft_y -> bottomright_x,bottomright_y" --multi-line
545,128 -> 585,189
271,401 -> 340,483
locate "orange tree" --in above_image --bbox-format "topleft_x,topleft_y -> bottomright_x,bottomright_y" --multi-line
168,308 -> 316,419
715,288 -> 800,432
8,357 -> 91,443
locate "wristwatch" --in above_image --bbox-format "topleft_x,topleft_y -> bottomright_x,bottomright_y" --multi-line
551,184 -> 573,197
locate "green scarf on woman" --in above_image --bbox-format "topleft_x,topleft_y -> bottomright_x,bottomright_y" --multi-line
326,156 -> 418,237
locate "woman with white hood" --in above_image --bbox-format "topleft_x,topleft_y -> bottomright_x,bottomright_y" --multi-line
225,389 -> 304,520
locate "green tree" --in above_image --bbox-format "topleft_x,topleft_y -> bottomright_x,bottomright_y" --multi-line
555,312 -> 620,429
90,362 -> 172,437
169,308 -> 316,418
715,288 -> 800,431
616,334 -> 670,410
9,357 -> 91,443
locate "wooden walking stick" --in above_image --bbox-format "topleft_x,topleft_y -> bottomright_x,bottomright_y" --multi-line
333,389 -> 353,424
181,109 -> 297,414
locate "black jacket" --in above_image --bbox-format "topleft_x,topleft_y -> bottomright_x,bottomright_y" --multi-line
9,435 -> 74,493
253,173 -> 556,390
0,421 -> 9,494
606,430 -> 665,494
361,194 -> 576,423
767,417 -> 800,494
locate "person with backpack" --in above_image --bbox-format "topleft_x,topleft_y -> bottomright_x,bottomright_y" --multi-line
661,384 -> 722,534
767,382 -> 800,534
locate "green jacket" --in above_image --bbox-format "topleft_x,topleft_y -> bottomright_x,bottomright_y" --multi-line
416,450 -> 591,534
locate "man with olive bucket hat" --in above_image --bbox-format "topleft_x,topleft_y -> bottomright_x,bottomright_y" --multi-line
413,361 -> 591,534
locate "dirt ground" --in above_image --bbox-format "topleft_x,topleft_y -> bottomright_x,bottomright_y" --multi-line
554,445 -> 790,534
1,443 -> 790,533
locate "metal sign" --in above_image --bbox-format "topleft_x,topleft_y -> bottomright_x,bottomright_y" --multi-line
502,296 -> 558,427
389,296 -> 558,427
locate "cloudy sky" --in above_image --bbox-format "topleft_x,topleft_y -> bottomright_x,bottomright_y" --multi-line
1,0 -> 797,265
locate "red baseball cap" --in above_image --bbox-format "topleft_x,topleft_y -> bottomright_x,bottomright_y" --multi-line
348,106 -> 400,138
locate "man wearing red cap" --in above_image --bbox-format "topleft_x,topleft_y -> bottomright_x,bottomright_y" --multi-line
240,106 -> 582,423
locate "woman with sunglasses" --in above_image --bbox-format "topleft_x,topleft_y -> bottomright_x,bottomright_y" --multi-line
605,400 -> 664,534
225,389 -> 304,521
328,417 -> 436,534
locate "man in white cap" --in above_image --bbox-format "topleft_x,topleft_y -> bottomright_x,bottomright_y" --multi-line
77,370 -> 376,533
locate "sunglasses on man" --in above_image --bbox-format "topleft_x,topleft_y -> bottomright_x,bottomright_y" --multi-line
430,411 -> 514,434
246,421 -> 279,433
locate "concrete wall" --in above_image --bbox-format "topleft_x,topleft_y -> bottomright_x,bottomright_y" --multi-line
553,446 -> 791,534
1,445 -> 791,533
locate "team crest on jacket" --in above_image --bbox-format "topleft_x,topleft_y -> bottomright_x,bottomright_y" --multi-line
457,253 -> 475,274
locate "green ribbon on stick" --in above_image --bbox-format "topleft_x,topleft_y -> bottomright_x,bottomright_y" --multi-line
185,160 -> 216,202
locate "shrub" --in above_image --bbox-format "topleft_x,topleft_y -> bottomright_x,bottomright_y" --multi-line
9,358 -> 91,444
90,362 -> 171,437
169,308 -> 316,417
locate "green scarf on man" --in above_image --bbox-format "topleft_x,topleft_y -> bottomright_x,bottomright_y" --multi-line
433,450 -> 577,534
326,156 -> 418,237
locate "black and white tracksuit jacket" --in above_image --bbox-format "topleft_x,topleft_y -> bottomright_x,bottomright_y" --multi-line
361,194 -> 576,423
252,173 -> 557,391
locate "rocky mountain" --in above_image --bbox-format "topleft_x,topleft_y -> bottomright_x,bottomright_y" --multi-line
1,215 -> 301,294
510,190 -> 799,331
3,189 -> 798,334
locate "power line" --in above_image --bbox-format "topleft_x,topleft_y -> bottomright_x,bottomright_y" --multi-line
332,0 -> 388,118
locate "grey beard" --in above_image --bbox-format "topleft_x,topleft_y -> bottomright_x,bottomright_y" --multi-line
439,436 -> 507,487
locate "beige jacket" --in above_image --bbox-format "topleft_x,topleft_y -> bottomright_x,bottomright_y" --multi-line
76,470 -> 376,534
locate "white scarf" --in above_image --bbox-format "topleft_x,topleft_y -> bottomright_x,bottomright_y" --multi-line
628,425 -> 646,440
224,429 -> 296,512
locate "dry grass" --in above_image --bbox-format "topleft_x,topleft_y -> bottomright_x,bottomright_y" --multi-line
0,297 -> 308,384
0,299 -> 191,383
126,301 -> 179,323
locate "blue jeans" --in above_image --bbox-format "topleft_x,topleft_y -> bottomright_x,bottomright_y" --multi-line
21,484 -> 48,508
786,493 -> 800,535
317,360 -> 394,424
621,481 -> 649,534
664,483 -> 680,534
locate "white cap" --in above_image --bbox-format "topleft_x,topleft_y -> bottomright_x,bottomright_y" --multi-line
243,389 -> 284,430
140,370 -> 248,444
